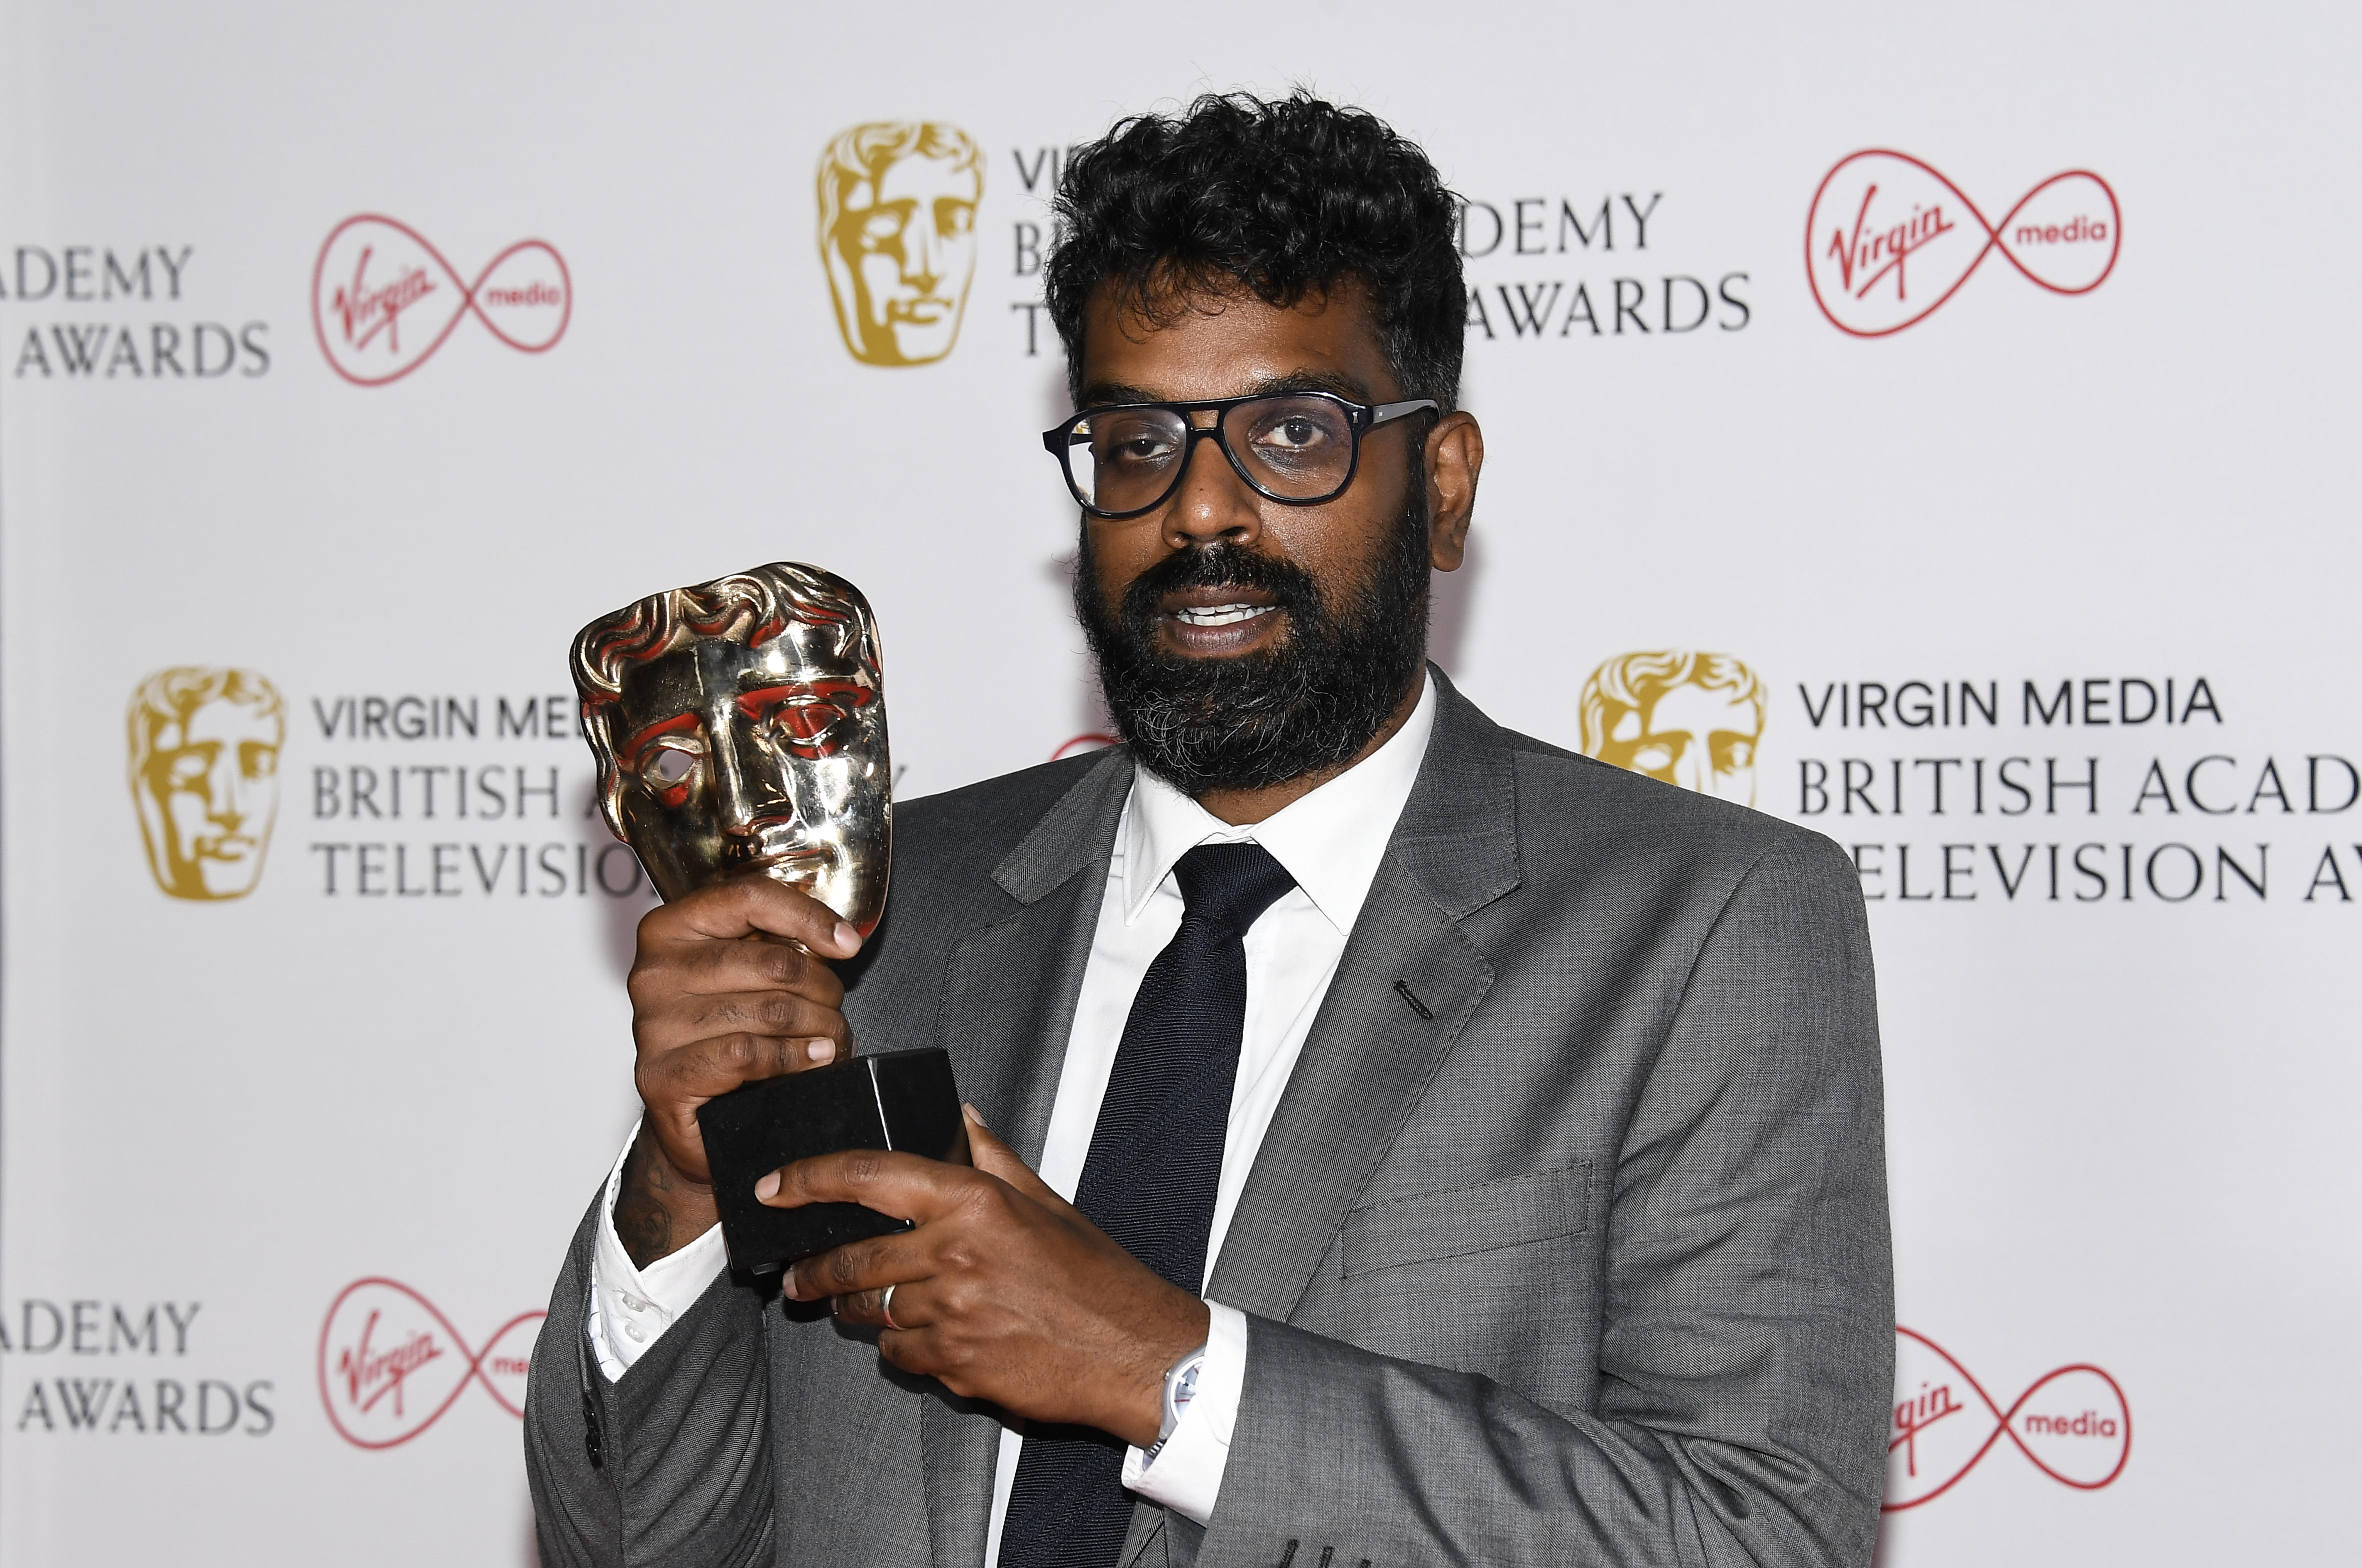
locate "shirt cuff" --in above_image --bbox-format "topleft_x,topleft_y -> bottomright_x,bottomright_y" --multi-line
1122,1301 -> 1247,1524
587,1119 -> 728,1382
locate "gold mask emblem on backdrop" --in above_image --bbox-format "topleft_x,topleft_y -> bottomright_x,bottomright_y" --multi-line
1579,651 -> 1766,806
127,667 -> 285,900
817,121 -> 984,366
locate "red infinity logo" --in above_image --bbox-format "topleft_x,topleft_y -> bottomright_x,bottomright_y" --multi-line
317,1278 -> 544,1449
311,215 -> 572,385
1885,1326 -> 2131,1509
1806,152 -> 2119,337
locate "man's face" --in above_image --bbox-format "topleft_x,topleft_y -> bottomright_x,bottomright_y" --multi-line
610,622 -> 889,931
1605,683 -> 1762,803
1073,281 -> 1466,795
139,699 -> 281,899
828,151 -> 980,366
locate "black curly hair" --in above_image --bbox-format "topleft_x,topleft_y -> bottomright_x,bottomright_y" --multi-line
1045,91 -> 1465,412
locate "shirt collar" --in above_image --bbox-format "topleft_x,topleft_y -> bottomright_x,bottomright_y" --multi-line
1118,669 -> 1437,936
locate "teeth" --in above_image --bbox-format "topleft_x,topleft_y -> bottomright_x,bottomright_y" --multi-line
1174,603 -> 1272,627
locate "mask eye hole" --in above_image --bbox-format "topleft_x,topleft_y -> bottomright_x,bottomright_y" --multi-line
637,743 -> 703,807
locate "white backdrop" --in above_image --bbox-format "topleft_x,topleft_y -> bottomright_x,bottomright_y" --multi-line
2,2 -> 2355,1563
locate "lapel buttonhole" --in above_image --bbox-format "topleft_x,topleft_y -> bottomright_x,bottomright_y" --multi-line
1393,979 -> 1434,1019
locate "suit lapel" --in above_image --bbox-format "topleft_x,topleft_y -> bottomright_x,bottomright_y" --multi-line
1207,672 -> 1522,1320
923,748 -> 1129,1568
918,674 -> 1522,1560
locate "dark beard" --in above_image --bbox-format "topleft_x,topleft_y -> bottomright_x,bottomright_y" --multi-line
1073,484 -> 1432,796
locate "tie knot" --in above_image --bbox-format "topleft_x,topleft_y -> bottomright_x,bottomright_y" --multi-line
1172,841 -> 1297,936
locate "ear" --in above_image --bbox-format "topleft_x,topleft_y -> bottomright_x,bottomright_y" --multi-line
1424,411 -> 1483,572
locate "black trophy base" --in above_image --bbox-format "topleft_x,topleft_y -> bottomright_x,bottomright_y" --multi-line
696,1047 -> 970,1275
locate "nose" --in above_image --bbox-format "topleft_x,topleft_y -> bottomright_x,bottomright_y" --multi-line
1163,420 -> 1262,550
207,758 -> 247,827
907,210 -> 945,291
711,726 -> 763,835
710,713 -> 802,842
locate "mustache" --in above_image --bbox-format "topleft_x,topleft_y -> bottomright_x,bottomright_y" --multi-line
1118,543 -> 1320,640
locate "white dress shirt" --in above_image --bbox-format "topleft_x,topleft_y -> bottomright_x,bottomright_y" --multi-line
591,671 -> 1437,1551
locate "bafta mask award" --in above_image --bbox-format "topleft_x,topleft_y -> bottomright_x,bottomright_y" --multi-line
573,562 -> 966,1274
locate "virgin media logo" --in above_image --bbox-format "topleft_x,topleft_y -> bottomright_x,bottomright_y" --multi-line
1885,1326 -> 2131,1509
315,1278 -> 542,1448
310,216 -> 571,385
1806,152 -> 2119,336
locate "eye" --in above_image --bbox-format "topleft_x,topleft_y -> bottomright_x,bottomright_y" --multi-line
243,743 -> 279,780
1631,743 -> 1676,773
168,751 -> 209,787
636,743 -> 705,808
862,210 -> 905,242
761,697 -> 854,756
1094,418 -> 1180,468
1258,416 -> 1327,451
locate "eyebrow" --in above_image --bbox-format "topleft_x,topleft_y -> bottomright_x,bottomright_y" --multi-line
619,710 -> 701,763
732,680 -> 874,719
1075,368 -> 1374,409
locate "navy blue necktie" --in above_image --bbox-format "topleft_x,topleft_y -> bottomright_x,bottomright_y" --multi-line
996,842 -> 1298,1568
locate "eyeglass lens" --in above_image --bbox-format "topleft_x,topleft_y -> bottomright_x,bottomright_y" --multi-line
1063,395 -> 1357,513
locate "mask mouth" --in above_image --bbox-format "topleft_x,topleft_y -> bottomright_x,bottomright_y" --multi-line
726,817 -> 827,876
886,295 -> 953,325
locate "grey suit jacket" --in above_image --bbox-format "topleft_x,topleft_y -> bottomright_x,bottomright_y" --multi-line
524,671 -> 1893,1568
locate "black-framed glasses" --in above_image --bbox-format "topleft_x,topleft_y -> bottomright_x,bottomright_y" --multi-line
1041,391 -> 1439,519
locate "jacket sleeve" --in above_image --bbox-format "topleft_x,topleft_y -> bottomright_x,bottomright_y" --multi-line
1198,833 -> 1894,1568
524,1193 -> 779,1568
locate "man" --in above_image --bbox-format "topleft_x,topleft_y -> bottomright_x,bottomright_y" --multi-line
817,120 -> 985,367
527,92 -> 1891,1568
126,665 -> 284,901
1579,649 -> 1768,805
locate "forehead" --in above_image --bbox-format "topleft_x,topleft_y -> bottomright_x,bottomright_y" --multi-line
1080,278 -> 1396,404
173,700 -> 279,746
1643,684 -> 1760,732
616,626 -> 864,724
870,152 -> 979,205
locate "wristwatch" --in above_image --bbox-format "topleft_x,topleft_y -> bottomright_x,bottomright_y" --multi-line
1144,1341 -> 1208,1464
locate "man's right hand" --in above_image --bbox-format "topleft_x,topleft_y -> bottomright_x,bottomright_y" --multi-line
614,876 -> 864,1269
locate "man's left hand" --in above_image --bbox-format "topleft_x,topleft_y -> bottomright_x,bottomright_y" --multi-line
762,1106 -> 1210,1448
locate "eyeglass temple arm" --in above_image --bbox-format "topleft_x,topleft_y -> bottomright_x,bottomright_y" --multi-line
1366,398 -> 1441,428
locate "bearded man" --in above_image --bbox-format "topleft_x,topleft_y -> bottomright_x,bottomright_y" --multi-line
526,93 -> 1892,1568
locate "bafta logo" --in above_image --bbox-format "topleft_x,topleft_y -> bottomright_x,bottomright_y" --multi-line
127,667 -> 284,900
1579,651 -> 1765,805
817,121 -> 983,366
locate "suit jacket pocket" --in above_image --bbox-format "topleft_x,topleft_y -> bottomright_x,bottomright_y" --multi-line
1340,1163 -> 1591,1279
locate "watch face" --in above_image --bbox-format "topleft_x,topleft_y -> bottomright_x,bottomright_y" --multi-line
1161,1350 -> 1207,1438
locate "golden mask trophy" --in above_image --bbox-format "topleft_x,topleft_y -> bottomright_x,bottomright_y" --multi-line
573,563 -> 964,1274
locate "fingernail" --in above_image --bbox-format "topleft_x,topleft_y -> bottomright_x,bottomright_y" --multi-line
807,1039 -> 836,1064
961,1102 -> 986,1127
834,921 -> 861,953
755,1171 -> 780,1202
782,1271 -> 803,1301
